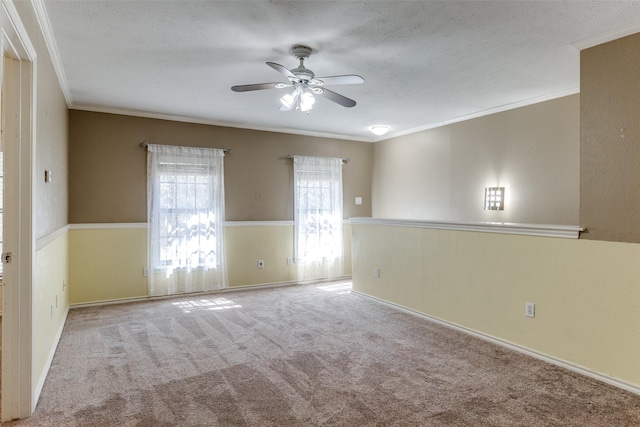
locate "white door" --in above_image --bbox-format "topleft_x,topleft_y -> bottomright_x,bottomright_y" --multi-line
1,0 -> 36,420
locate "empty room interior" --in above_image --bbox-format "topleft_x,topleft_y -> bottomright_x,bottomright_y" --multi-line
2,0 -> 640,425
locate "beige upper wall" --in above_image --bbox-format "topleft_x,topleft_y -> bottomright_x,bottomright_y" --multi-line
372,95 -> 580,225
69,110 -> 373,223
14,0 -> 69,238
580,33 -> 640,243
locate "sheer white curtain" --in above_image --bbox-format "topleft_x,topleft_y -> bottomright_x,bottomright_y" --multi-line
147,144 -> 227,296
293,156 -> 344,281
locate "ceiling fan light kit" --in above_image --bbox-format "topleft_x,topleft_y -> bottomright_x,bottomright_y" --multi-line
231,45 -> 364,113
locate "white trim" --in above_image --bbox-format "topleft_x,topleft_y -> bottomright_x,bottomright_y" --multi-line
376,88 -> 580,142
224,220 -> 293,227
30,0 -> 71,105
69,222 -> 290,229
1,1 -> 36,59
70,280 -> 301,309
69,220 -> 352,230
72,104 -> 372,142
74,88 -> 580,144
1,0 -> 37,419
69,222 -> 147,230
353,290 -> 640,396
70,276 -> 352,309
349,217 -> 583,239
33,306 -> 68,403
35,225 -> 68,251
571,19 -> 640,51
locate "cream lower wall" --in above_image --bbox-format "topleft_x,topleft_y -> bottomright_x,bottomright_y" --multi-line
69,223 -> 352,304
69,227 -> 148,304
352,223 -> 640,390
225,224 -> 296,287
226,223 -> 352,287
33,231 -> 69,398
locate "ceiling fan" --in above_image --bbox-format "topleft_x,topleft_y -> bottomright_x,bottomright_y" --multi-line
231,45 -> 364,112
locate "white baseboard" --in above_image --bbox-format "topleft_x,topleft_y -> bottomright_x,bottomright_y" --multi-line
69,283 -> 298,309
69,277 -> 352,309
34,306 -> 69,405
352,290 -> 640,397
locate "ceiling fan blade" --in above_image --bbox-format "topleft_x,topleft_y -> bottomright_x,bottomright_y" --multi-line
266,62 -> 297,79
312,74 -> 365,86
231,82 -> 287,92
316,88 -> 356,108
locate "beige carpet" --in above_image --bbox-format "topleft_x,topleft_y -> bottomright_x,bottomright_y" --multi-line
5,281 -> 640,426
0,315 -> 2,417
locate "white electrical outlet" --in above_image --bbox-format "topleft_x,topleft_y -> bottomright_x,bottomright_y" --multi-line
287,257 -> 293,265
525,302 -> 535,318
374,268 -> 380,278
143,267 -> 149,277
258,260 -> 264,269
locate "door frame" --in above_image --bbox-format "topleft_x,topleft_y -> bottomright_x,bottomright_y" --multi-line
1,0 -> 36,421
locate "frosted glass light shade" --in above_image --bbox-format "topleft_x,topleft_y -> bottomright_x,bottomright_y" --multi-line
300,92 -> 315,112
280,93 -> 295,109
370,125 -> 390,136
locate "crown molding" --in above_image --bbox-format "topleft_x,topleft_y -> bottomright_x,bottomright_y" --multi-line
380,87 -> 579,142
31,0 -> 72,106
572,19 -> 640,51
71,103 -> 373,143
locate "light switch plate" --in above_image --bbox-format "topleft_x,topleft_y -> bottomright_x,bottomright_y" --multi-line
525,302 -> 535,318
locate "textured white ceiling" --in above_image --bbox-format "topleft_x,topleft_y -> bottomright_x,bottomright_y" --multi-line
41,1 -> 640,141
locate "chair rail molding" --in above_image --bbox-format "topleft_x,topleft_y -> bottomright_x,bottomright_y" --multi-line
349,217 -> 583,239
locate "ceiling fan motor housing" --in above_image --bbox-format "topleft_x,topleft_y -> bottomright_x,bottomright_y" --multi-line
291,45 -> 312,60
290,45 -> 314,81
291,68 -> 314,81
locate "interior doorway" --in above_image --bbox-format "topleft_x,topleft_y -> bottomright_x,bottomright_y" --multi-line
0,63 -> 4,418
1,1 -> 37,421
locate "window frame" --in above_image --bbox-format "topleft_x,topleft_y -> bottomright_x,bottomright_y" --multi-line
151,160 -> 221,270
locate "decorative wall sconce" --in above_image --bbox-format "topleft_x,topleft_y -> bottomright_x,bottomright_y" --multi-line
484,187 -> 505,210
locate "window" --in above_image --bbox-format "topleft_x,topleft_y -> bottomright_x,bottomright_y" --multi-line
296,169 -> 342,260
147,144 -> 227,296
293,156 -> 344,281
156,164 -> 218,269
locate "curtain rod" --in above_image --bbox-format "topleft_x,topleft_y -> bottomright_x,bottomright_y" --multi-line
285,154 -> 350,164
139,142 -> 232,154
